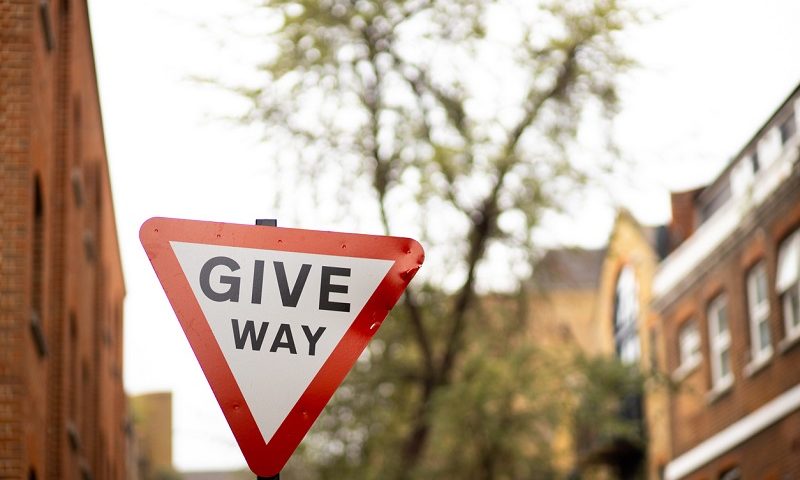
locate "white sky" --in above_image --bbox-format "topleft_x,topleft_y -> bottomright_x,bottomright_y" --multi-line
87,0 -> 800,472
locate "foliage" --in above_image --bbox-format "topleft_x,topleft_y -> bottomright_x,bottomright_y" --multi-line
229,0 -> 643,477
571,355 -> 647,466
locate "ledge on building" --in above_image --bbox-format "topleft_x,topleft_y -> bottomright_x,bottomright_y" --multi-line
778,330 -> 800,354
671,357 -> 701,383
743,348 -> 773,378
706,378 -> 734,405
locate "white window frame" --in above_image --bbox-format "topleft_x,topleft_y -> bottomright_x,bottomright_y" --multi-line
777,230 -> 800,345
745,261 -> 772,369
708,294 -> 733,392
779,111 -> 796,145
674,319 -> 701,380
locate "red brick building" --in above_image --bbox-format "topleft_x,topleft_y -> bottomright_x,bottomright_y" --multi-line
0,0 -> 128,479
656,84 -> 800,479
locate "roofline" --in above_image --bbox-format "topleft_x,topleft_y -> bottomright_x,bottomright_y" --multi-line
84,0 -> 126,295
697,81 -> 800,200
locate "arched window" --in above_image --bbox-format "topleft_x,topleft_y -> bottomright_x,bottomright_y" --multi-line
32,177 -> 44,316
614,265 -> 640,364
30,177 -> 48,357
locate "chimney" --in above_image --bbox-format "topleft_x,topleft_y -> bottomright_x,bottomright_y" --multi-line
669,188 -> 703,249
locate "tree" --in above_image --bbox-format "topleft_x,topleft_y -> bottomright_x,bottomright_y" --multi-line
231,0 -> 640,477
570,354 -> 647,479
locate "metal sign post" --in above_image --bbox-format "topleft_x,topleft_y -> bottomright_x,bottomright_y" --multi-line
256,218 -> 279,480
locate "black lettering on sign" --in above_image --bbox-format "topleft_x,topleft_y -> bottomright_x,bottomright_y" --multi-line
270,323 -> 297,354
273,261 -> 312,307
231,319 -> 327,356
319,266 -> 351,312
251,260 -> 265,304
231,319 -> 269,350
200,256 -> 241,302
302,326 -> 326,356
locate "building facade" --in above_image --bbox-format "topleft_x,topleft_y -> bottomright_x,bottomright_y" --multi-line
594,211 -> 670,480
0,0 -> 127,478
528,247 -> 607,475
529,247 -> 607,357
529,212 -> 669,479
130,392 -> 174,480
656,85 -> 800,479
530,85 -> 800,479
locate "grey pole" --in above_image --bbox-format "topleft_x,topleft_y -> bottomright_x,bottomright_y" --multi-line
255,218 -> 279,480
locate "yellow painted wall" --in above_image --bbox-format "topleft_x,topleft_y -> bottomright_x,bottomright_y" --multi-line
594,210 -> 671,478
526,210 -> 671,478
130,392 -> 174,477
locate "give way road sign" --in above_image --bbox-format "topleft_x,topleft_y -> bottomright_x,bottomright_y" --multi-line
139,217 -> 424,477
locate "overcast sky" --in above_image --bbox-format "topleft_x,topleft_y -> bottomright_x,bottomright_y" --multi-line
88,0 -> 800,472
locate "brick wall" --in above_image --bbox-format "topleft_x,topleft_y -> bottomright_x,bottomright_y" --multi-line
668,189 -> 702,251
0,0 -> 128,479
683,409 -> 800,480
0,0 -> 35,477
661,167 -> 800,478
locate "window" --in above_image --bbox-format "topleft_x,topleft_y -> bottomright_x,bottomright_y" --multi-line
777,229 -> 800,342
749,150 -> 760,172
70,167 -> 85,206
649,327 -> 659,370
746,262 -> 772,364
779,112 -> 796,145
68,314 -> 78,420
38,0 -> 54,51
699,183 -> 732,223
718,467 -> 741,480
731,158 -> 755,195
614,265 -> 640,364
708,294 -> 733,391
677,320 -> 701,373
32,179 -> 44,315
30,178 -> 47,357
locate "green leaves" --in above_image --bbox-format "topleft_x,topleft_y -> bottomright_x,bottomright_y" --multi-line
571,354 -> 647,462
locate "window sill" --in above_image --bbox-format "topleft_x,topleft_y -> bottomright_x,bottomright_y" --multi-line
743,348 -> 773,378
778,331 -> 800,354
706,379 -> 733,404
672,357 -> 701,382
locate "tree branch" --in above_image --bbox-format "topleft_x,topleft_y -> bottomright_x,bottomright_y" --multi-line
404,289 -> 435,376
359,18 -> 437,385
438,161 -> 508,384
387,48 -> 471,208
502,42 -> 580,161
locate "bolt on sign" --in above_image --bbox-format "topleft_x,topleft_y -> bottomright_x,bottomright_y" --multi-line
140,217 -> 424,477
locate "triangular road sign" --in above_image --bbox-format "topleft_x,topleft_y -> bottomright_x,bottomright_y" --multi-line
139,217 -> 424,476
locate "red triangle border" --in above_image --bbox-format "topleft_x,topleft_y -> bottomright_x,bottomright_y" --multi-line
140,217 -> 424,476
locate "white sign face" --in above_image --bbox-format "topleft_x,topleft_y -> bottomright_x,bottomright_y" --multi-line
170,241 -> 393,444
